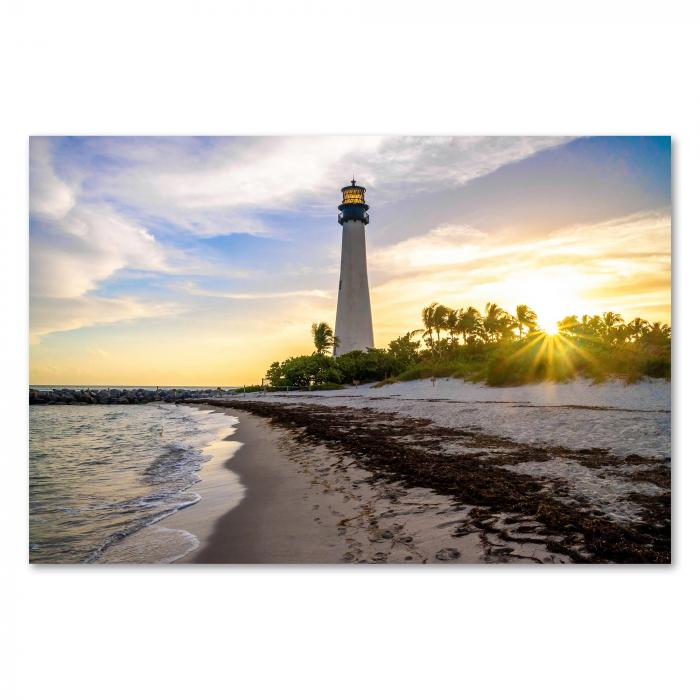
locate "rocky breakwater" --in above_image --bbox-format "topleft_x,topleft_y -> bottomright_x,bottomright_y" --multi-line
29,387 -> 234,405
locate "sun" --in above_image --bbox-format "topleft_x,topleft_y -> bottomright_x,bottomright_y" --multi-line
541,318 -> 560,336
492,269 -> 584,339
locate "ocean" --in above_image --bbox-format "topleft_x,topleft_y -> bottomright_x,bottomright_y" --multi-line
29,403 -> 238,563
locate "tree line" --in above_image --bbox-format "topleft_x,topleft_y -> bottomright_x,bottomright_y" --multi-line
260,302 -> 671,390
418,302 -> 670,348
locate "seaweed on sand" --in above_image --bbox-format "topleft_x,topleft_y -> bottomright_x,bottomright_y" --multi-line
198,399 -> 671,564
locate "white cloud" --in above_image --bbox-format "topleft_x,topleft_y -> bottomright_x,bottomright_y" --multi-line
30,138 -> 175,340
29,296 -> 181,345
180,281 -> 331,300
62,136 -> 573,236
363,136 -> 572,196
86,136 -> 385,234
372,223 -> 489,271
31,205 -> 170,299
29,138 -> 76,220
151,136 -> 384,210
373,209 -> 670,275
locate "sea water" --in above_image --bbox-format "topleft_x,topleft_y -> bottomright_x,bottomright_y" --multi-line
29,403 -> 237,563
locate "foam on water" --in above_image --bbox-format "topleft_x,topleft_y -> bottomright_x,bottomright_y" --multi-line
29,403 -> 237,563
96,526 -> 201,564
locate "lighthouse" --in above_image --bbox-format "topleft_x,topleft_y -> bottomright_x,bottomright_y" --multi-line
333,179 -> 375,356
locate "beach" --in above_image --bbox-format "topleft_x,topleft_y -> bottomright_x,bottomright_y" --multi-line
168,408 -> 491,563
173,410 -> 352,563
169,377 -> 670,564
29,378 -> 669,564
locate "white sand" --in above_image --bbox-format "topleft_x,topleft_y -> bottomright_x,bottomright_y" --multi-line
229,378 -> 670,525
236,378 -> 670,458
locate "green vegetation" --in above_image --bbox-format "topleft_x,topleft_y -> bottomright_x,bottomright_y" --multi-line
263,304 -> 670,389
311,322 -> 337,355
265,339 -> 418,389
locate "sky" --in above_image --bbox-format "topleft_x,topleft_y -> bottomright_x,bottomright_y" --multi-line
29,135 -> 671,386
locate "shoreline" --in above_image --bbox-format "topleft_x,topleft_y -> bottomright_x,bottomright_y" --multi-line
180,406 -> 509,564
156,416 -> 246,563
185,409 -> 350,563
93,406 -> 244,564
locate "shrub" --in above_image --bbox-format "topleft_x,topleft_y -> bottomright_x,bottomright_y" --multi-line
372,377 -> 398,388
642,356 -> 671,379
265,354 -> 343,388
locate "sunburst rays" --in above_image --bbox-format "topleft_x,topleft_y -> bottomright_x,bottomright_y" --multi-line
494,329 -> 601,382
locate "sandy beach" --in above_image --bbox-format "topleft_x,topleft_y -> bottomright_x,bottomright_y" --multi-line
165,378 -> 671,564
177,410 -> 352,563
174,408 -> 498,563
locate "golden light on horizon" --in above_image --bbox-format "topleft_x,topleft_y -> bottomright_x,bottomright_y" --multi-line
541,319 -> 560,336
489,270 -> 583,339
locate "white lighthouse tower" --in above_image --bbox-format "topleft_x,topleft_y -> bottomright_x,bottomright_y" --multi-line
333,179 -> 374,356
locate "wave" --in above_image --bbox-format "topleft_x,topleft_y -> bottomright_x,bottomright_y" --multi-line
96,527 -> 200,564
104,410 -> 129,420
86,494 -> 202,563
143,441 -> 206,484
29,402 -> 237,564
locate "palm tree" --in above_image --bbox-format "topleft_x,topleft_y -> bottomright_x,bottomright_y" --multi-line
515,304 -> 538,338
610,325 -> 631,345
657,322 -> 671,339
500,312 -> 518,340
456,306 -> 482,345
421,303 -> 438,347
581,314 -> 604,340
646,322 -> 671,342
311,322 -> 336,355
483,302 -> 506,342
446,307 -> 460,344
627,317 -> 650,341
558,314 -> 581,337
433,304 -> 450,342
601,311 -> 624,342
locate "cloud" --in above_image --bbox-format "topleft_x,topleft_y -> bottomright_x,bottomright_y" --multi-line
373,209 -> 670,275
369,209 -> 671,336
30,295 -> 181,345
75,136 -> 385,235
363,136 -> 572,197
150,136 -> 384,210
31,205 -> 170,299
180,281 -> 332,301
52,136 -> 572,236
29,138 -> 75,220
372,223 -> 489,271
29,138 -> 176,341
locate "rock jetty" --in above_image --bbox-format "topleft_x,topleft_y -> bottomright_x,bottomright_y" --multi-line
29,387 -> 234,405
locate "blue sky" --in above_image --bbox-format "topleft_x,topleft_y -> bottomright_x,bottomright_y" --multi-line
29,135 -> 671,384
